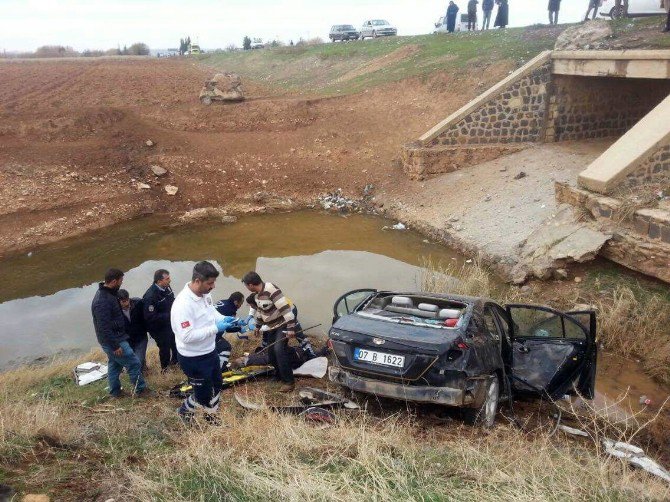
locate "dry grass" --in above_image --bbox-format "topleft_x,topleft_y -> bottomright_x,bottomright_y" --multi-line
1,345 -> 669,500
2,264 -> 670,499
596,286 -> 670,385
127,408 -> 670,502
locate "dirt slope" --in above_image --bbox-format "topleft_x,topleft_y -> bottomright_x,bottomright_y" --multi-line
0,52 -> 518,257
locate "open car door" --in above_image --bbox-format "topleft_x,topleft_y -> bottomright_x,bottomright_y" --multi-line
332,289 -> 377,324
505,304 -> 597,400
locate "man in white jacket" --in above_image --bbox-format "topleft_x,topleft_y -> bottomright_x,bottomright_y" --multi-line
171,261 -> 236,422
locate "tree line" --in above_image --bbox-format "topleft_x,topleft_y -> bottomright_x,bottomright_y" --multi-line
1,43 -> 150,59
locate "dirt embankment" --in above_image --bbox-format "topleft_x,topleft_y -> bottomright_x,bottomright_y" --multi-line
0,56 -> 513,257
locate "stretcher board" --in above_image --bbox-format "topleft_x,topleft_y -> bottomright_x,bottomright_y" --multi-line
169,365 -> 274,398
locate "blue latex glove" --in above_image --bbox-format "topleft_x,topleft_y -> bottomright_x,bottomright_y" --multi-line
246,316 -> 256,330
215,316 -> 236,332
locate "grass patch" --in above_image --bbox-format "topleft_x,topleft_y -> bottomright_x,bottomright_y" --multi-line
197,27 -> 561,95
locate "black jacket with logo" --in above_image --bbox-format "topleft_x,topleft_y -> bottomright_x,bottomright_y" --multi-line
142,283 -> 175,338
91,283 -> 128,350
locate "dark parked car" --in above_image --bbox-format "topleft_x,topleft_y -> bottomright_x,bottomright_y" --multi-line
328,290 -> 597,426
329,25 -> 360,42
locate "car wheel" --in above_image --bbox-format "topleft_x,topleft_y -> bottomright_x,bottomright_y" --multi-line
201,96 -> 212,106
463,375 -> 500,427
610,6 -> 625,18
372,30 -> 377,38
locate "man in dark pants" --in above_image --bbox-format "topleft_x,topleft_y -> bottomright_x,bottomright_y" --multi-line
446,1 -> 460,32
143,269 -> 177,371
91,268 -> 146,397
548,0 -> 561,24
482,0 -> 494,29
171,261 -> 234,422
118,289 -> 149,372
242,271 -> 296,393
467,0 -> 479,30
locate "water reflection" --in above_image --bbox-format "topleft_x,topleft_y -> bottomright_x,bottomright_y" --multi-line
0,251 -> 426,369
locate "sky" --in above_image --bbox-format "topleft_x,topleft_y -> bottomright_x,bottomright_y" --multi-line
0,0 -> 590,52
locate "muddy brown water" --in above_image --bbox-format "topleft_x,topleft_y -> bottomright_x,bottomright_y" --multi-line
0,211 -> 666,414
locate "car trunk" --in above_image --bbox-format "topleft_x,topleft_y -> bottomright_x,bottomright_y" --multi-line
330,314 -> 465,382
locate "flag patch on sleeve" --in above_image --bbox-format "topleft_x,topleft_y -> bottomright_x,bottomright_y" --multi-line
181,321 -> 191,329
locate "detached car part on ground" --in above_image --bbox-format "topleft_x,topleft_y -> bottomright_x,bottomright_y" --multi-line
199,73 -> 245,105
328,290 -> 597,427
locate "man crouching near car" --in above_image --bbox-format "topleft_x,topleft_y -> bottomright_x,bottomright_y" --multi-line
171,261 -> 235,423
242,271 -> 297,393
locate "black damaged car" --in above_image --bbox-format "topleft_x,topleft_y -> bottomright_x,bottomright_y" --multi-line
328,290 -> 597,426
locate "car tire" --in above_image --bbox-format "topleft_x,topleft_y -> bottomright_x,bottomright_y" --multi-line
463,375 -> 500,427
201,96 -> 212,106
372,30 -> 377,38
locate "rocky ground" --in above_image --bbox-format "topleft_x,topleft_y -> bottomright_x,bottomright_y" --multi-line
0,56 -> 514,258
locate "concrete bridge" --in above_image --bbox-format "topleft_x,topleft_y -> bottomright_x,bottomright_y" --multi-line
404,49 -> 670,283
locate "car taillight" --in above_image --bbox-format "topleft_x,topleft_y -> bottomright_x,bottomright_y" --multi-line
454,338 -> 469,350
444,318 -> 459,328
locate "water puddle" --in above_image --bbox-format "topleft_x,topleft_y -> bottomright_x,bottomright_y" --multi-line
0,211 -> 464,369
0,210 -> 667,415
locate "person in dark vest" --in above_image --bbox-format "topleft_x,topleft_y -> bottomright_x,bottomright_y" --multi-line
143,268 -> 177,372
467,0 -> 479,30
213,291 -> 246,370
118,289 -> 149,372
91,268 -> 147,397
446,1 -> 460,32
548,0 -> 561,24
494,0 -> 509,28
482,0 -> 494,29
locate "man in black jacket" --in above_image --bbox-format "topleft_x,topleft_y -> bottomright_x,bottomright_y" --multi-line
91,268 -> 146,397
143,269 -> 177,371
118,289 -> 149,372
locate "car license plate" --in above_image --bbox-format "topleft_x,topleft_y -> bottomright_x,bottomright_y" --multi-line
354,348 -> 405,368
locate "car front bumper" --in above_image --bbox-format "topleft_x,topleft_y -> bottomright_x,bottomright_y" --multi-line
329,366 -> 475,406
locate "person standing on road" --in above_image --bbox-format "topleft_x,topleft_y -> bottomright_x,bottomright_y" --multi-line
118,289 -> 149,372
494,0 -> 509,28
548,0 -> 561,24
584,0 -> 600,20
91,268 -> 147,398
614,0 -> 629,18
482,0 -> 494,29
143,269 -> 177,372
467,0 -> 479,30
171,261 -> 236,422
242,271 -> 297,393
446,1 -> 460,33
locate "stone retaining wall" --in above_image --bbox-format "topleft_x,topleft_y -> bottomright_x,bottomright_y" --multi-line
623,143 -> 670,188
555,182 -> 670,245
402,143 -> 526,180
555,181 -> 670,283
428,61 -> 552,147
546,76 -> 670,142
